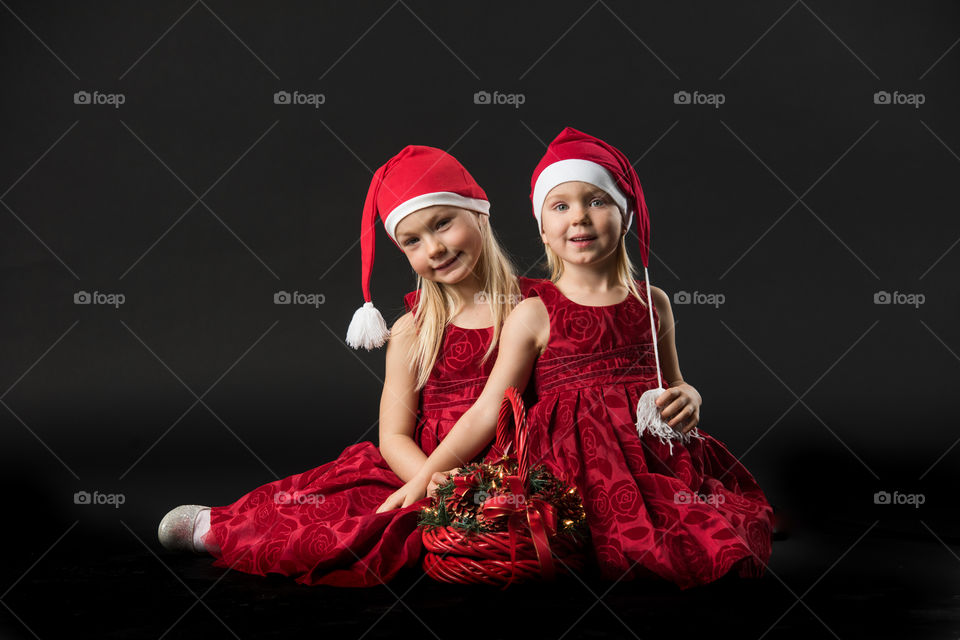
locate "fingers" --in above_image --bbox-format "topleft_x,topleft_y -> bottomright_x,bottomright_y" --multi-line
662,404 -> 691,429
426,473 -> 445,500
376,490 -> 401,513
402,492 -> 421,509
654,388 -> 677,409
654,389 -> 701,435
660,396 -> 687,422
670,403 -> 694,427
676,407 -> 700,434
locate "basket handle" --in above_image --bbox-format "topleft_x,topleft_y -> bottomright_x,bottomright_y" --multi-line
495,387 -> 529,483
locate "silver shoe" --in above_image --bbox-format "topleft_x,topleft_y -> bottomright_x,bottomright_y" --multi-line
158,504 -> 210,553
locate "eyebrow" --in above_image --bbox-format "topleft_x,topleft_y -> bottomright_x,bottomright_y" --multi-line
396,209 -> 455,238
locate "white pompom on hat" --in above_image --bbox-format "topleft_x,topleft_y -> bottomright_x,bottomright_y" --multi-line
345,145 -> 490,350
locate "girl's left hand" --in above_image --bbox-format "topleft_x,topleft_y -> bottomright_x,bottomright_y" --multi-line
376,474 -> 430,513
427,468 -> 459,500
656,383 -> 702,435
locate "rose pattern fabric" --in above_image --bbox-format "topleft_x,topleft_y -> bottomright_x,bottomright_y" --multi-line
206,280 -> 540,586
522,279 -> 774,590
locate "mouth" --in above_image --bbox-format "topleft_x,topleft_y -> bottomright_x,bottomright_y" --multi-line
432,252 -> 461,271
568,235 -> 597,246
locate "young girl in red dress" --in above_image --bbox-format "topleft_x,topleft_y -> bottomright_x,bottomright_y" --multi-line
157,145 -> 527,587
380,128 -> 774,590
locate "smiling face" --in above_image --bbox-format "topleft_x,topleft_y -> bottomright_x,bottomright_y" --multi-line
540,181 -> 626,268
394,205 -> 484,285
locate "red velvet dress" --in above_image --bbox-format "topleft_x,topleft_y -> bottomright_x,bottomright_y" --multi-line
522,279 -> 774,590
207,289 -> 509,586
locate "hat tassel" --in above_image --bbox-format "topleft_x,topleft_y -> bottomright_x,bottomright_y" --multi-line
635,266 -> 704,454
346,301 -> 390,350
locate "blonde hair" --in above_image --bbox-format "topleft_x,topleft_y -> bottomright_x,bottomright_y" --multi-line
543,232 -> 647,308
398,213 -> 519,390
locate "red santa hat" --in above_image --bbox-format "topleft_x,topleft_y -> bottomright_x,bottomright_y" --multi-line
530,126 -> 650,268
346,145 -> 490,350
530,127 -> 702,452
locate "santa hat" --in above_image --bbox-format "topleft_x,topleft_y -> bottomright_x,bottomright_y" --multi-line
530,126 -> 650,268
530,127 -> 702,452
345,145 -> 490,350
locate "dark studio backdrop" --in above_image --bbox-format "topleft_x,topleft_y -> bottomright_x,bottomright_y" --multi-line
1,1 -> 958,638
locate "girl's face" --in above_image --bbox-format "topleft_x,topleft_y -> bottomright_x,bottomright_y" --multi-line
540,181 -> 625,267
394,206 -> 484,285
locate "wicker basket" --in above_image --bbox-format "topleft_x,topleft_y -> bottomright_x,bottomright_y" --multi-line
419,387 -> 587,587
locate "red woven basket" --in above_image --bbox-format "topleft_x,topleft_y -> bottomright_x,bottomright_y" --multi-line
420,387 -> 587,587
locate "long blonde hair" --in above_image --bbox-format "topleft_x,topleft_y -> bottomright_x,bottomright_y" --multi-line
543,233 -> 647,307
400,213 -> 519,390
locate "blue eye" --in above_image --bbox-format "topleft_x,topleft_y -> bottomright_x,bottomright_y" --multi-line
554,203 -> 568,212
436,218 -> 450,229
591,198 -> 605,207
403,237 -> 418,246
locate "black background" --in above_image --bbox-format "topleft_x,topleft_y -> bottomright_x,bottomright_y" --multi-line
2,2 -> 958,638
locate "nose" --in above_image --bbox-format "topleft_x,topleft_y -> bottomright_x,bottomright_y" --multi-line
571,204 -> 591,226
424,236 -> 446,259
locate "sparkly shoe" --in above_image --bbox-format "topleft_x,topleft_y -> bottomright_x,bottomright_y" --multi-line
158,504 -> 209,553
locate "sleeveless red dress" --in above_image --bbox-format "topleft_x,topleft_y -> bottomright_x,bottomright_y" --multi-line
522,279 -> 774,590
207,287 -> 521,586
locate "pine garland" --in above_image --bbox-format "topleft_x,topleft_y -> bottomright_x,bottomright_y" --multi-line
417,456 -> 589,541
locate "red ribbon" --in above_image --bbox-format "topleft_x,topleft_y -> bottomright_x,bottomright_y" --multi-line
450,473 -> 478,504
480,475 -> 558,588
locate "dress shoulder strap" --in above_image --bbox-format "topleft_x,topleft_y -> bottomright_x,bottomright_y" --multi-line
403,289 -> 420,314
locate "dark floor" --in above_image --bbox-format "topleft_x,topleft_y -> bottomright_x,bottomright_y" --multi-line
2,444 -> 957,638
1,512 -> 958,639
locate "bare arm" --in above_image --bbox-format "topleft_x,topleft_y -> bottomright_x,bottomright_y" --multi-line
650,285 -> 702,432
649,285 -> 684,386
375,298 -> 550,511
377,312 -> 428,483
415,297 -> 549,477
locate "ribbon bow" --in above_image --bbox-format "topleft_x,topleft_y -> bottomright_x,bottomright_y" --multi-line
450,472 -> 480,503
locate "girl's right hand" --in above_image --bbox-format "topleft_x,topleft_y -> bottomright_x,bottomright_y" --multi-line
426,468 -> 459,499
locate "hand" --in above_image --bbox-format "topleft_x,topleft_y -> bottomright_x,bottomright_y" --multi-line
426,468 -> 460,499
655,383 -> 702,435
376,474 -> 430,513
